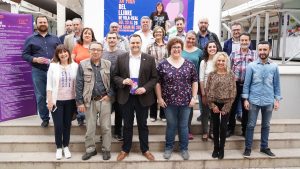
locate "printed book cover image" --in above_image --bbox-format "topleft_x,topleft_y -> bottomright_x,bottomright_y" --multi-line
130,78 -> 139,94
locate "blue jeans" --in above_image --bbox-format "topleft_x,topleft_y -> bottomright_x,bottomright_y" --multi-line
76,111 -> 85,122
31,67 -> 49,122
165,105 -> 190,151
236,94 -> 242,117
245,103 -> 273,149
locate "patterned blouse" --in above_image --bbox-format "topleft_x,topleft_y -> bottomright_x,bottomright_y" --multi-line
146,41 -> 168,66
157,59 -> 198,106
206,71 -> 236,113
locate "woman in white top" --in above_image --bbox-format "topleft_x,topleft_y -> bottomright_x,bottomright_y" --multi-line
47,44 -> 78,160
199,40 -> 220,141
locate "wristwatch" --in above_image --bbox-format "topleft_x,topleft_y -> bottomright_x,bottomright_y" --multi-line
192,96 -> 197,100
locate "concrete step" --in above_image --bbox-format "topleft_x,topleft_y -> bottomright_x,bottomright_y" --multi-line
0,149 -> 299,169
0,132 -> 299,152
1,115 -> 300,135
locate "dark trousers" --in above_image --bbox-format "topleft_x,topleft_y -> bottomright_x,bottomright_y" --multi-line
188,108 -> 193,133
51,99 -> 76,148
211,102 -> 230,150
113,101 -> 122,136
120,95 -> 149,153
149,96 -> 165,119
228,82 -> 248,134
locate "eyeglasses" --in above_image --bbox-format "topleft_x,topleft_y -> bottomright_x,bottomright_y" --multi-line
89,49 -> 103,52
172,46 -> 182,49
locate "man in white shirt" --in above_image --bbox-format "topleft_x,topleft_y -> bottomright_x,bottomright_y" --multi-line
134,16 -> 154,52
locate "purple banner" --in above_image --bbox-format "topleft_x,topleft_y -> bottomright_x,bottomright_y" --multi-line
0,12 -> 36,122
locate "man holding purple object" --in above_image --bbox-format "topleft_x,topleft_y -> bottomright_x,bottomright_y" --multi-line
22,15 -> 61,127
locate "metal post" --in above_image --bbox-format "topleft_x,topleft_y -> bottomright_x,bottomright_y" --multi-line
276,12 -> 282,59
282,12 -> 288,64
248,17 -> 257,33
256,15 -> 261,49
265,12 -> 269,41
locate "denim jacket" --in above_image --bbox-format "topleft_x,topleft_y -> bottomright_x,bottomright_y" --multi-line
242,58 -> 282,106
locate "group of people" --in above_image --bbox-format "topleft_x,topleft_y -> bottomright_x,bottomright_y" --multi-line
22,5 -> 282,162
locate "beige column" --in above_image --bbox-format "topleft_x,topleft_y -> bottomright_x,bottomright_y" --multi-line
57,2 -> 66,36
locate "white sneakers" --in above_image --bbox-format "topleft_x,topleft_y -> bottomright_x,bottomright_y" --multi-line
56,147 -> 72,160
64,147 -> 72,159
56,148 -> 62,160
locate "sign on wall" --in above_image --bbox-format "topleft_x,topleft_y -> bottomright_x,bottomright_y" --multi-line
104,0 -> 194,36
0,12 -> 36,122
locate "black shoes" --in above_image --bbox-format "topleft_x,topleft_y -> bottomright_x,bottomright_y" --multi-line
78,120 -> 84,126
114,134 -> 124,141
243,148 -> 251,157
212,150 -> 219,158
196,115 -> 202,122
41,120 -> 49,128
82,150 -> 97,160
218,149 -> 224,159
226,130 -> 233,138
102,151 -> 111,160
260,148 -> 275,157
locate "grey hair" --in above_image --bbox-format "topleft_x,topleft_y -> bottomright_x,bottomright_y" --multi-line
72,18 -> 82,23
89,41 -> 103,49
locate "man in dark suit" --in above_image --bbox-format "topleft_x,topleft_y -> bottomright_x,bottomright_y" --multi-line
114,34 -> 158,161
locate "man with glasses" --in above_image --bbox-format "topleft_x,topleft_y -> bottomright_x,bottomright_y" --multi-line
76,42 -> 113,161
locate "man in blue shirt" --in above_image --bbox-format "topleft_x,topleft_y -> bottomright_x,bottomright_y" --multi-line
22,15 -> 61,127
196,17 -> 222,51
242,41 -> 282,158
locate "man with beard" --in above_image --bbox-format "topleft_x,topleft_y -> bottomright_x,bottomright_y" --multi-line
59,20 -> 73,43
168,16 -> 186,42
242,41 -> 282,158
64,18 -> 82,54
22,15 -> 61,127
229,32 -> 257,137
114,34 -> 157,161
102,32 -> 126,141
134,16 -> 154,52
196,17 -> 222,51
103,22 -> 130,52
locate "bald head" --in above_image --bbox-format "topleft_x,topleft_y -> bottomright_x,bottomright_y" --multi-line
198,17 -> 209,33
72,18 -> 82,34
65,20 -> 73,34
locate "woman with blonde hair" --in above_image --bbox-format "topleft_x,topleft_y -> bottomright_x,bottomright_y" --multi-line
206,52 -> 236,159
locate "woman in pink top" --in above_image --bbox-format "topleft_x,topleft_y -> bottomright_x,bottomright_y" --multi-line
72,27 -> 97,64
47,45 -> 78,160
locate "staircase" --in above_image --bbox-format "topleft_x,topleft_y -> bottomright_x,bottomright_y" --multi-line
0,111 -> 300,169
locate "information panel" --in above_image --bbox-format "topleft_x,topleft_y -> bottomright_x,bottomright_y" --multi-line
0,12 -> 36,122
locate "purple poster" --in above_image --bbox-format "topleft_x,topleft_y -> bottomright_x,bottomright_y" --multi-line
0,12 -> 36,122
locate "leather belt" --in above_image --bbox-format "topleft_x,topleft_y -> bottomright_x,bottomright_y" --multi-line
92,93 -> 107,101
